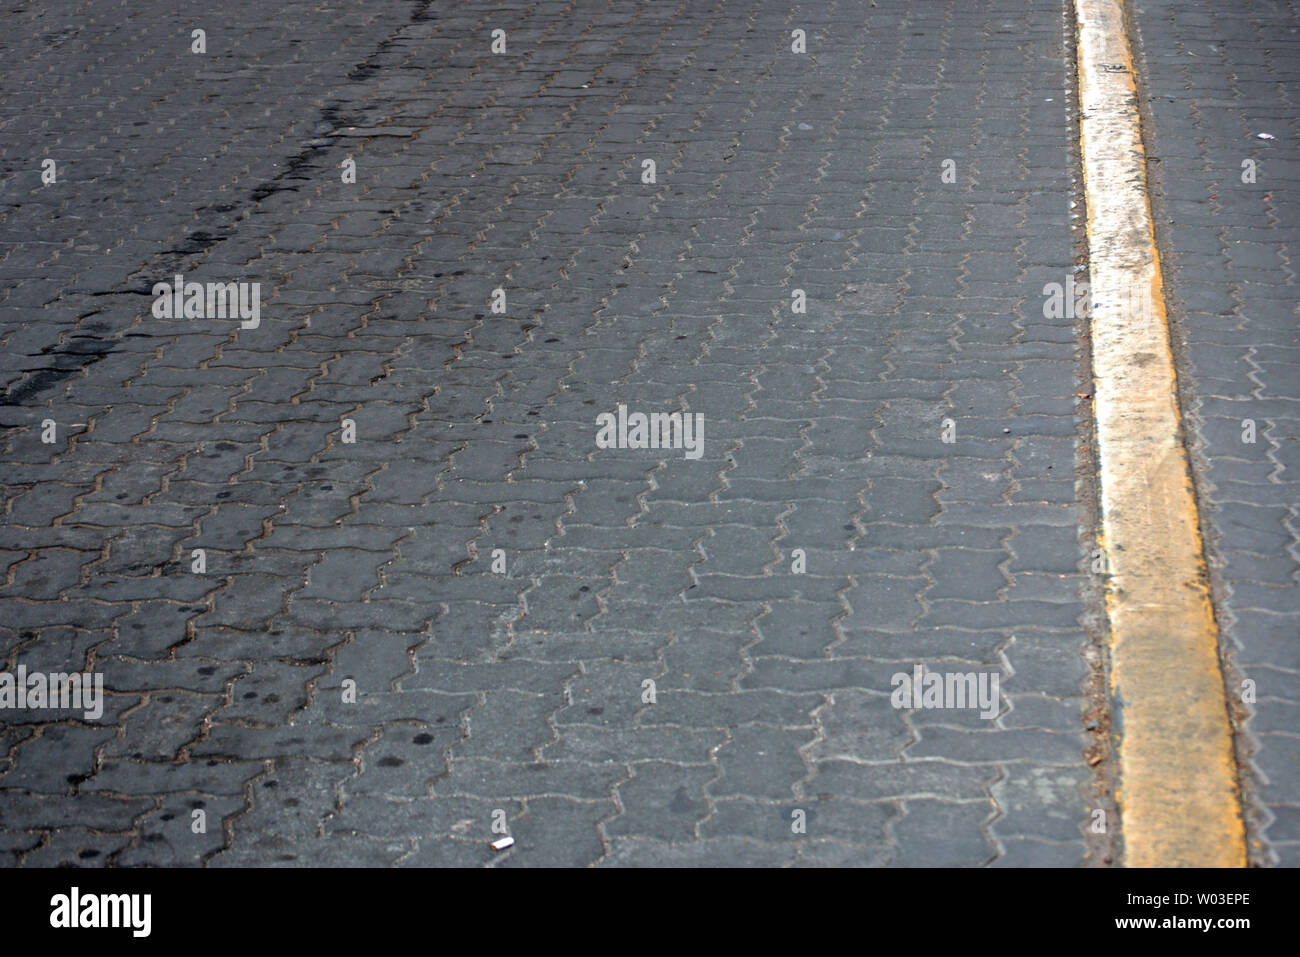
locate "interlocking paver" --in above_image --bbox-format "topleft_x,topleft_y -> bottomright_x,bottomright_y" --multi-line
0,0 -> 1116,867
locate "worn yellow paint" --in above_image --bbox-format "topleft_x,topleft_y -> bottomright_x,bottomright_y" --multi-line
1073,0 -> 1245,867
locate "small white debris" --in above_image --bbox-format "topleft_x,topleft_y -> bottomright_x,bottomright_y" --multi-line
489,836 -> 514,851
1257,133 -> 1275,140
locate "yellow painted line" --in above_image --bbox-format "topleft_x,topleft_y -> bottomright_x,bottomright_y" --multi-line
1073,0 -> 1245,867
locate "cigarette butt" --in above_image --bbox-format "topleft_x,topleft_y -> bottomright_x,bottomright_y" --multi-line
489,836 -> 514,851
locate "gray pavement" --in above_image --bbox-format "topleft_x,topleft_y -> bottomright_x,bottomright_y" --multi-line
2,0 -> 1110,866
1131,0 -> 1300,867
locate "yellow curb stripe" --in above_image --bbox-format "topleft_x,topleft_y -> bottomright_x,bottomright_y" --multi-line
1073,0 -> 1245,867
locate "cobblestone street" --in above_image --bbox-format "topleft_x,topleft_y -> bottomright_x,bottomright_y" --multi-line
0,0 -> 1293,868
